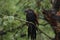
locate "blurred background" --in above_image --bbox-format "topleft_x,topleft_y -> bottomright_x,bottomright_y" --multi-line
0,0 -> 55,40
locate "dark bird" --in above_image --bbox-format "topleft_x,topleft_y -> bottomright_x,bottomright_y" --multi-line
25,8 -> 39,40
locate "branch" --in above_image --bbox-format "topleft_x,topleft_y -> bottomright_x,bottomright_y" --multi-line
36,27 -> 53,40
0,17 -> 53,40
15,17 -> 53,40
0,24 -> 26,35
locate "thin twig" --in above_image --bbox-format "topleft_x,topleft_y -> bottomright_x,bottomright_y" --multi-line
15,17 -> 53,40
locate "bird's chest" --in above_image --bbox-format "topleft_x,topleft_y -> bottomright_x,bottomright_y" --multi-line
27,13 -> 34,21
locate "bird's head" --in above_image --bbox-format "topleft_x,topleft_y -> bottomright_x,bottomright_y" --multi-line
25,8 -> 34,14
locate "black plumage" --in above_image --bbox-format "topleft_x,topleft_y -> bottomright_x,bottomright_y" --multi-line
25,9 -> 38,40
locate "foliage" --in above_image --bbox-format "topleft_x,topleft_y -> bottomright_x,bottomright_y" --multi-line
0,0 -> 55,40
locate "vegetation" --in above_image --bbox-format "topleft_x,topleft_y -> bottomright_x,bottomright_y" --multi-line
0,0 -> 55,40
